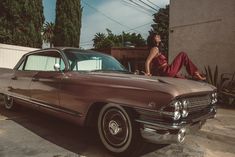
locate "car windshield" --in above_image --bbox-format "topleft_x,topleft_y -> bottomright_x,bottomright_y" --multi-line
63,49 -> 129,73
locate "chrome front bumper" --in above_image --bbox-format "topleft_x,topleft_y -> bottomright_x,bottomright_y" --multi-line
137,108 -> 216,144
140,121 -> 202,144
141,127 -> 186,144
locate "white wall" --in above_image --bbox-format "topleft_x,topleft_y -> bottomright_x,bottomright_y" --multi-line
169,0 -> 235,75
0,44 -> 38,69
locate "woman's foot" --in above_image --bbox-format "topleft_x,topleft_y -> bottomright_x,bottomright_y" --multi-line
194,72 -> 206,81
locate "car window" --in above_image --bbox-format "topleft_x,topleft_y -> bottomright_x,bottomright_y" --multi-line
23,51 -> 65,71
18,60 -> 25,71
64,50 -> 127,72
75,57 -> 102,71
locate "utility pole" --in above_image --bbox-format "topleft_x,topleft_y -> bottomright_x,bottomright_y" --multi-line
122,31 -> 124,47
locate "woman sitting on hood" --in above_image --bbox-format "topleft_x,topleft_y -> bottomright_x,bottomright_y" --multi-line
145,33 -> 206,81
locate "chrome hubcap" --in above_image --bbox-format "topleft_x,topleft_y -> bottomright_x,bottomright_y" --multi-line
109,120 -> 122,135
102,109 -> 129,147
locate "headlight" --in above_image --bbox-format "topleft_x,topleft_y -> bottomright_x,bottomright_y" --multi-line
173,111 -> 181,120
164,100 -> 189,120
212,93 -> 215,97
211,92 -> 218,104
174,101 -> 181,111
173,101 -> 182,120
182,100 -> 189,118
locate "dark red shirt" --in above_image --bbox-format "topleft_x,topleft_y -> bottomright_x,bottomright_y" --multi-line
152,53 -> 168,68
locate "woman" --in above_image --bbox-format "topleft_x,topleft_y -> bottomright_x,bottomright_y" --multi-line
145,33 -> 206,80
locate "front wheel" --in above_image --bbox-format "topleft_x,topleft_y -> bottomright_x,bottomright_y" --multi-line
98,104 -> 142,156
3,95 -> 15,110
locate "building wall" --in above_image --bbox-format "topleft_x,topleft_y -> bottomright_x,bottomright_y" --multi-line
94,47 -> 149,72
110,47 -> 148,60
0,44 -> 38,69
169,0 -> 235,75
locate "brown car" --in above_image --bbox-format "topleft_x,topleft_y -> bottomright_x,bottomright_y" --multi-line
0,47 -> 217,156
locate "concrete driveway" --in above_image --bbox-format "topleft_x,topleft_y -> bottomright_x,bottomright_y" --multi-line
0,99 -> 235,157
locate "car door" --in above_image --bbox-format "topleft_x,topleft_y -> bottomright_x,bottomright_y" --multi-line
9,56 -> 38,100
26,50 -> 66,108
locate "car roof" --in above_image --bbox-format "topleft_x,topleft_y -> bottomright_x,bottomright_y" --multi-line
25,47 -> 108,57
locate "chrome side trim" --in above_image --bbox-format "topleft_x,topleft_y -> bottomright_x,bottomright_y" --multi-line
134,107 -> 173,118
6,94 -> 82,117
135,119 -> 184,130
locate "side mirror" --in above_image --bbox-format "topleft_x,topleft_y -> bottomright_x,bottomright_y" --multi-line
54,63 -> 60,71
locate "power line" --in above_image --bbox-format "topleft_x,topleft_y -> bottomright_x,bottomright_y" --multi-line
80,0 -> 155,47
125,21 -> 153,32
138,0 -> 158,12
82,0 -> 142,34
80,41 -> 93,45
80,43 -> 93,46
146,0 -> 162,9
120,0 -> 153,17
80,21 -> 153,47
82,1 -> 129,29
80,40 -> 93,44
132,0 -> 168,18
128,0 -> 155,13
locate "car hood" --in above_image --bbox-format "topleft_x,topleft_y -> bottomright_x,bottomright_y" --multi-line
87,72 -> 216,97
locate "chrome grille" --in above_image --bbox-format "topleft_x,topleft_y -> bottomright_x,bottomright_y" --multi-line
187,95 -> 211,111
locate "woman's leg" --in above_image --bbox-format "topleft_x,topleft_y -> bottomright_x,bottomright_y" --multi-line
165,51 -> 198,77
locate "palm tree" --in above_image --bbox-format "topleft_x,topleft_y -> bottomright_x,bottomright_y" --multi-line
42,22 -> 55,48
93,32 -> 106,48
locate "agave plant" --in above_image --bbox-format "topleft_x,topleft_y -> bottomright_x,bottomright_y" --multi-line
204,65 -> 217,86
220,72 -> 235,105
204,65 -> 229,91
204,65 -> 235,104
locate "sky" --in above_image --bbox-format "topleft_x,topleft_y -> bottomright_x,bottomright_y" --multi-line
43,0 -> 169,49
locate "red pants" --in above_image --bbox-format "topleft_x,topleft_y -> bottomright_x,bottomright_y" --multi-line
160,52 -> 198,77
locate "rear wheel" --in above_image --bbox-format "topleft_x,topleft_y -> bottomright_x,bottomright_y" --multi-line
98,104 -> 142,156
3,95 -> 15,110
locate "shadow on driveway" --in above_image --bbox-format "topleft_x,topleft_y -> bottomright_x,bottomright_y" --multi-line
0,103 -> 166,157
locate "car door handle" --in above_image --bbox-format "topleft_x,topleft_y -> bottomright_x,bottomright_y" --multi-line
32,77 -> 39,82
11,76 -> 18,80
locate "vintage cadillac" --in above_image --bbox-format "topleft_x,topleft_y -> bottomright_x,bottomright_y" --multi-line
0,48 -> 217,156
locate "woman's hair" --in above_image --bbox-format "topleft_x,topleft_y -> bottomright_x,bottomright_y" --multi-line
147,33 -> 157,50
147,32 -> 164,52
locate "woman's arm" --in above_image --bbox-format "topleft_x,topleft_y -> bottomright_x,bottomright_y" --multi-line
145,47 -> 159,76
